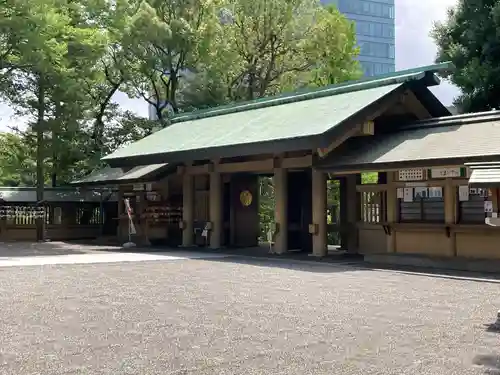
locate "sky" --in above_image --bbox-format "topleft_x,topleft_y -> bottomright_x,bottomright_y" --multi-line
0,0 -> 459,131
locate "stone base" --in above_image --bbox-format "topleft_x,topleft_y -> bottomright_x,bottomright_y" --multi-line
308,253 -> 326,258
122,242 -> 136,248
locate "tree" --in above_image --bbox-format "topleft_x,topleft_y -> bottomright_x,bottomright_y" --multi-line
0,0 -> 111,238
188,0 -> 361,103
0,132 -> 36,186
432,0 -> 500,112
123,0 -> 223,122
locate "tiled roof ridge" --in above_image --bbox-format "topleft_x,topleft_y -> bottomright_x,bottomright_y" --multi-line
170,62 -> 453,125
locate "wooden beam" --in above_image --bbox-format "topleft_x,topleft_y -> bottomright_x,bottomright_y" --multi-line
216,159 -> 274,173
179,164 -> 210,175
281,155 -> 313,169
402,90 -> 432,120
317,124 -> 362,158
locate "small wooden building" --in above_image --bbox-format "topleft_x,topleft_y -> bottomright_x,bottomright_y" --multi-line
91,62 -> 471,258
317,110 -> 500,260
0,187 -> 118,241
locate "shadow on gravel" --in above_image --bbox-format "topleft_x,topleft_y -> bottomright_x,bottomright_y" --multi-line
55,241 -> 500,282
358,263 -> 500,284
473,354 -> 500,374
0,242 -> 99,257
196,256 -> 357,274
484,324 -> 500,334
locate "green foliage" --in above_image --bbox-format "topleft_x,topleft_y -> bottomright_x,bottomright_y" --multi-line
0,132 -> 36,186
123,0 -> 223,120
361,172 -> 378,184
182,0 -> 361,108
432,0 -> 500,111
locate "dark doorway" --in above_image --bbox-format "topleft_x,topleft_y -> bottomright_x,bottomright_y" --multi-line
230,173 -> 259,247
287,170 -> 312,252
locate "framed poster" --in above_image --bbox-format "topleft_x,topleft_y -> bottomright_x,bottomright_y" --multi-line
458,186 -> 469,201
428,187 -> 443,198
403,188 -> 413,202
397,188 -> 404,199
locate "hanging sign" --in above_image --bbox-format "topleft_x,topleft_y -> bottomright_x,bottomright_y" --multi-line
398,169 -> 424,181
429,167 -> 465,179
132,184 -> 144,191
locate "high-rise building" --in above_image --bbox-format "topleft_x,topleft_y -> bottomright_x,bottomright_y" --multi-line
322,0 -> 396,77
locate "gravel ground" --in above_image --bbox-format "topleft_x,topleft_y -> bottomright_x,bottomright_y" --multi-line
0,256 -> 499,375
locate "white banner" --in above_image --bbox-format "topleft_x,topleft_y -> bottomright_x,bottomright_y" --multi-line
124,198 -> 136,235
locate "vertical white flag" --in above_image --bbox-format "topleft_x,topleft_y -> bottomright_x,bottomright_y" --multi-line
124,198 -> 137,235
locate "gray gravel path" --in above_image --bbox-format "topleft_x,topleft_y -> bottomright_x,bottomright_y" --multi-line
0,256 -> 499,374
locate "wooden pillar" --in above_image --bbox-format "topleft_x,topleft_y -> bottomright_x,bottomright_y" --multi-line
182,174 -> 194,247
339,177 -> 347,249
209,171 -> 223,249
311,169 -> 327,257
274,166 -> 288,254
345,174 -> 360,253
138,191 -> 150,246
385,171 -> 397,253
444,178 -> 456,257
117,189 -> 124,242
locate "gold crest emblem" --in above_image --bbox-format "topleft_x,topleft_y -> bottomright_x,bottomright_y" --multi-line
239,190 -> 253,207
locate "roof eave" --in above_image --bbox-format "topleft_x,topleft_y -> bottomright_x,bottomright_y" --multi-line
316,155 -> 500,173
106,137 -> 317,168
71,165 -> 176,186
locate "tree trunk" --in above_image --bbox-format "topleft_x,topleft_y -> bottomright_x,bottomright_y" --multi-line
52,103 -> 61,188
36,77 -> 45,241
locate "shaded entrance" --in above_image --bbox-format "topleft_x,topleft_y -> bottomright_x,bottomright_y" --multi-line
287,171 -> 313,252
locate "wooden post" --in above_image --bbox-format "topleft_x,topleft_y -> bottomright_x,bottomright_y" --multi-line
117,189 -> 124,242
385,172 -> 397,253
444,178 -> 456,257
209,171 -> 223,249
345,174 -> 360,253
274,166 -> 288,254
311,169 -> 327,257
182,174 -> 194,247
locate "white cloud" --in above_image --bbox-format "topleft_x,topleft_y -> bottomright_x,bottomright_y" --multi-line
0,0 -> 461,131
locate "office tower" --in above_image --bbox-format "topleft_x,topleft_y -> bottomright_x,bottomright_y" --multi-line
322,0 -> 396,77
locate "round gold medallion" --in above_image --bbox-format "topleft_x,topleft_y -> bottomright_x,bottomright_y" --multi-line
239,190 -> 253,207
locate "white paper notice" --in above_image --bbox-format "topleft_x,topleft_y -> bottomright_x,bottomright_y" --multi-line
458,185 -> 469,201
403,188 -> 413,202
484,200 -> 493,213
397,188 -> 404,199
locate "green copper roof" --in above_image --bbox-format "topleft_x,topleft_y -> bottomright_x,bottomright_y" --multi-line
315,111 -> 500,171
71,163 -> 170,186
103,62 -> 453,166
